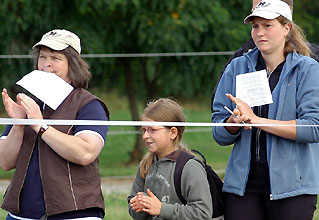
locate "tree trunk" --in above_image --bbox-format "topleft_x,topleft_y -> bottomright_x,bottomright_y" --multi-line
141,58 -> 158,102
122,58 -> 145,164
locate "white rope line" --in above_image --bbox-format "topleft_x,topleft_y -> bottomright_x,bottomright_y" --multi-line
0,118 -> 317,127
107,128 -> 212,135
0,51 -> 234,59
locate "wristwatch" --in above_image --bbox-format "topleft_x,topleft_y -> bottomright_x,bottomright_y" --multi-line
38,124 -> 49,137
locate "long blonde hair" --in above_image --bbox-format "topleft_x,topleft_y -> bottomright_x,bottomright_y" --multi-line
139,98 -> 190,179
277,16 -> 310,57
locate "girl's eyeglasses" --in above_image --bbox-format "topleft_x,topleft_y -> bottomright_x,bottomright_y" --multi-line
141,127 -> 167,135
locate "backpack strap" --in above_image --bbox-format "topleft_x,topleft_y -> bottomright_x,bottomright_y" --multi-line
192,150 -> 225,217
175,149 -> 225,217
191,149 -> 206,164
174,150 -> 195,204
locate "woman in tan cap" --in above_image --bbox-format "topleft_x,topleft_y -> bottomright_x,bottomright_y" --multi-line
212,0 -> 319,219
0,29 -> 109,220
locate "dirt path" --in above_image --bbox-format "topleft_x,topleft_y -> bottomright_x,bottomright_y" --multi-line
0,176 -> 135,195
101,176 -> 134,195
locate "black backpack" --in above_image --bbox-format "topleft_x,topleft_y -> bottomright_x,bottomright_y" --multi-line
174,149 -> 225,218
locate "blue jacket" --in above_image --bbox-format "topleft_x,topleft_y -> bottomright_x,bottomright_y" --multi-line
212,48 -> 319,200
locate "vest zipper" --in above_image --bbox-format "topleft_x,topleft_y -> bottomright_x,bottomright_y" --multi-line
66,125 -> 78,210
67,161 -> 78,210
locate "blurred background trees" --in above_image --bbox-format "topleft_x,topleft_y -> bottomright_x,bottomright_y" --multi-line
0,0 -> 318,162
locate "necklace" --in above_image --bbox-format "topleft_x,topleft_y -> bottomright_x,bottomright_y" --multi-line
266,69 -> 272,79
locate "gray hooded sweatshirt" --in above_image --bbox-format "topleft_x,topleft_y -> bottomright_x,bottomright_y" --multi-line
128,150 -> 213,220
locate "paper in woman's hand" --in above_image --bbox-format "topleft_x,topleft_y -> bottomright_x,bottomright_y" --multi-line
236,70 -> 273,107
16,70 -> 73,110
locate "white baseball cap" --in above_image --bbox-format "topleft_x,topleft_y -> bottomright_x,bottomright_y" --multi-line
32,29 -> 81,54
244,0 -> 292,24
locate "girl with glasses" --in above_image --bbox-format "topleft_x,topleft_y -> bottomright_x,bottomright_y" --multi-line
128,98 -> 213,220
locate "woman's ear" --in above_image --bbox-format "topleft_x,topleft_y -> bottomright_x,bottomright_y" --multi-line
284,23 -> 292,37
169,127 -> 178,140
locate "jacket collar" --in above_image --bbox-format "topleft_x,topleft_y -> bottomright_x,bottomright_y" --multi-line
245,48 -> 302,75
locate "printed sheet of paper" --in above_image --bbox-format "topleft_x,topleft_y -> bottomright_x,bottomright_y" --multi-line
236,70 -> 273,107
16,70 -> 74,110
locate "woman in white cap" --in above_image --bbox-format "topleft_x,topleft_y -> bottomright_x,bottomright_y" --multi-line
0,29 -> 109,220
212,0 -> 319,219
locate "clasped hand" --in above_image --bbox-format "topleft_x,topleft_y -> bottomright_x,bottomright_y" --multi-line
2,88 -> 43,132
226,93 -> 259,130
130,188 -> 162,216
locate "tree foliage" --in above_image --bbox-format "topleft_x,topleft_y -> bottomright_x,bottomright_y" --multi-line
0,0 -> 250,97
0,0 -> 317,161
293,0 -> 319,44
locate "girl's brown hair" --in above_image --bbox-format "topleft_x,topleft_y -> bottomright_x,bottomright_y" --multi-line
139,98 -> 191,179
33,46 -> 91,89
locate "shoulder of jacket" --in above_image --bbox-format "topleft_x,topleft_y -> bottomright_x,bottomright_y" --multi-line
288,51 -> 318,67
183,158 -> 206,173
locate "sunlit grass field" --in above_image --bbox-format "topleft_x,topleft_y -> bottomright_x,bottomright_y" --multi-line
0,91 -> 317,219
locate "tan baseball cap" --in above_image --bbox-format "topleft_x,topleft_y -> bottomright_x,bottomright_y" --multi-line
32,29 -> 81,54
244,0 -> 292,24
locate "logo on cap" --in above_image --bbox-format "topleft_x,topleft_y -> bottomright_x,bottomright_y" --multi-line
48,31 -> 58,37
33,29 -> 81,54
256,1 -> 271,9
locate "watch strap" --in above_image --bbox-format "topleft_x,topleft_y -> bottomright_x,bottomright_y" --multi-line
38,124 -> 49,137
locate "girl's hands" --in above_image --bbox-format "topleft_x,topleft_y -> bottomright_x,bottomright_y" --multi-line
140,189 -> 162,216
130,192 -> 145,213
130,189 -> 162,216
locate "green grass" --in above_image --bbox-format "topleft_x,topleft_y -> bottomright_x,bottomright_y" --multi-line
105,193 -> 132,220
0,193 -> 318,220
0,193 -> 132,220
0,92 -> 318,219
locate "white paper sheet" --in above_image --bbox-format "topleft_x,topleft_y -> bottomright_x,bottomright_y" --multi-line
236,70 -> 273,107
16,70 -> 74,110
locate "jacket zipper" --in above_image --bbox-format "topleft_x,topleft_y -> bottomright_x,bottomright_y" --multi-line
256,69 -> 272,163
256,106 -> 262,162
266,69 -> 273,200
270,194 -> 274,200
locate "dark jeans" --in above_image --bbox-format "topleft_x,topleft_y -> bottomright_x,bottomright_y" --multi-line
224,192 -> 317,220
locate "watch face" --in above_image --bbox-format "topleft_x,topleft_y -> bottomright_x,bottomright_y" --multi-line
42,124 -> 49,130
38,124 -> 49,137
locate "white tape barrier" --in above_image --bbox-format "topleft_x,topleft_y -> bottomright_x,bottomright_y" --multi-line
107,128 -> 213,135
0,118 -> 316,127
